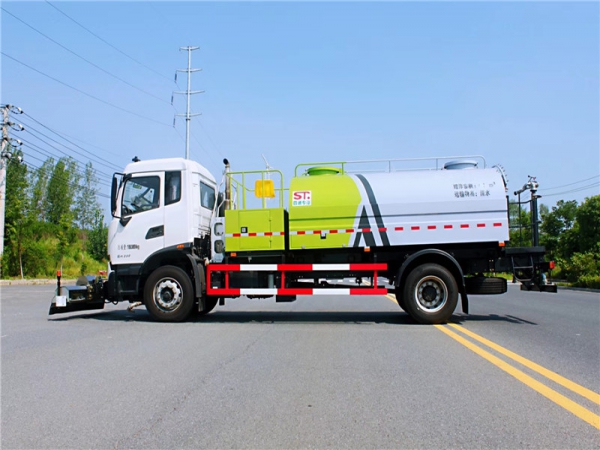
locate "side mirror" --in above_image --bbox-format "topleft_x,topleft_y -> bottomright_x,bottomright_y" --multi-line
111,173 -> 126,218
111,175 -> 118,217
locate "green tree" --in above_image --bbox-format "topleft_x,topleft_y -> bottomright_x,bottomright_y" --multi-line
88,211 -> 108,262
46,157 -> 79,226
75,162 -> 101,231
540,200 -> 578,259
28,157 -> 54,222
575,195 -> 600,253
1,146 -> 29,277
74,162 -> 102,268
509,201 -> 532,247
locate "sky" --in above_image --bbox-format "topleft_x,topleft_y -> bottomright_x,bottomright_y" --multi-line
1,1 -> 599,216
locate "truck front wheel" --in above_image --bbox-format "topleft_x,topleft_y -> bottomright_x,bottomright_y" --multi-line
144,266 -> 194,322
403,263 -> 458,324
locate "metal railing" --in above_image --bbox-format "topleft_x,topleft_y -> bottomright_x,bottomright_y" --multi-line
227,169 -> 285,209
294,155 -> 487,177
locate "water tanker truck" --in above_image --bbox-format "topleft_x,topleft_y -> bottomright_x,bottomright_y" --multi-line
49,155 -> 556,324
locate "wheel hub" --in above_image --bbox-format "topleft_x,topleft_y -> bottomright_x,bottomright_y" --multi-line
154,279 -> 182,312
415,276 -> 448,313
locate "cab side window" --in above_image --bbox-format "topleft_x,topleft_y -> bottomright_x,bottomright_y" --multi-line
200,182 -> 215,210
122,176 -> 160,215
165,171 -> 181,206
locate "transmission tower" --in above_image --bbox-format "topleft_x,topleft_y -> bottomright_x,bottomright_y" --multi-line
173,46 -> 203,160
1,104 -> 24,262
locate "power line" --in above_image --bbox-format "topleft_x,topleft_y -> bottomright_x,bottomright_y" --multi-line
27,158 -> 110,198
2,52 -> 171,127
44,1 -> 175,85
540,174 -> 600,191
18,137 -> 112,187
2,7 -> 169,105
190,129 -> 219,168
19,120 -> 117,174
540,182 -> 600,198
19,134 -> 113,181
194,116 -> 226,159
16,152 -> 111,199
21,113 -> 122,166
40,129 -> 124,160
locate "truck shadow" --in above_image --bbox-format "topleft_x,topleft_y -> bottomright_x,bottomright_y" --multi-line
48,310 -> 536,325
451,314 -> 537,325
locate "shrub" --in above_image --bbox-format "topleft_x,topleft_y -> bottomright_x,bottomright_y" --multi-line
575,274 -> 600,290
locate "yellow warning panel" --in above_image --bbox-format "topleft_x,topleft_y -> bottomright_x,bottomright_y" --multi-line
255,179 -> 275,198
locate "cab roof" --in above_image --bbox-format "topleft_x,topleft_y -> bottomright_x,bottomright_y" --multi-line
123,157 -> 216,183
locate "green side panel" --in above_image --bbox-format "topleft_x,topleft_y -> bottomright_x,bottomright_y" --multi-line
225,208 -> 286,252
289,174 -> 361,250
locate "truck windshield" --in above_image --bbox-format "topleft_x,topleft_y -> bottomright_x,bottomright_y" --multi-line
122,176 -> 160,215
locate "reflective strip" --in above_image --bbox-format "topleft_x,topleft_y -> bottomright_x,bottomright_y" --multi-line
212,263 -> 386,272
207,287 -> 390,296
226,232 -> 284,238
351,287 -> 388,295
207,288 -> 240,296
313,288 -> 350,295
278,264 -> 313,271
312,264 -> 350,271
240,264 -> 278,271
229,223 -> 505,238
240,288 -> 277,295
350,263 -> 387,270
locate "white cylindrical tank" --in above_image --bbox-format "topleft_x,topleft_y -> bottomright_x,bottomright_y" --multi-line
288,166 -> 509,249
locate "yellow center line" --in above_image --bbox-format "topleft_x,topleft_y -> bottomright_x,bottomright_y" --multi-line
435,325 -> 600,430
448,323 -> 600,406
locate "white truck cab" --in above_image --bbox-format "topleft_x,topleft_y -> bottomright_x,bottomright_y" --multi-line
109,158 -> 217,266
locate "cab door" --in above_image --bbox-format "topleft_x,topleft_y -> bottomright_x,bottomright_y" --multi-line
111,172 -> 164,265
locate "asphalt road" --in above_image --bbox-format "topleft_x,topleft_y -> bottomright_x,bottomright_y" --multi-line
1,284 -> 599,449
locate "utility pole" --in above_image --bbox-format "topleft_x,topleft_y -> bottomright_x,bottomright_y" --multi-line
173,46 -> 203,159
1,104 -> 24,263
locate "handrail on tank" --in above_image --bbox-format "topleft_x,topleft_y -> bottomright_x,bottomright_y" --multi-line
226,169 -> 285,209
294,155 -> 487,177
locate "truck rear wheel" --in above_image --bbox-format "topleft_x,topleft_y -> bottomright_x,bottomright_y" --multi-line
144,266 -> 194,322
393,289 -> 407,312
403,263 -> 458,324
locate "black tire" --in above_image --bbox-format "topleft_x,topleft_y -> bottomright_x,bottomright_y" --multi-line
403,263 -> 458,324
196,296 -> 219,316
394,287 -> 407,311
144,265 -> 194,322
465,277 -> 507,295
